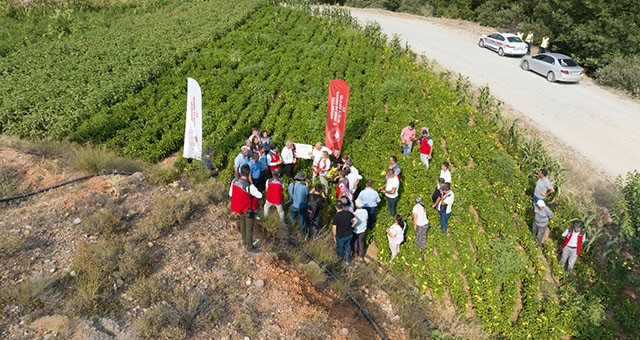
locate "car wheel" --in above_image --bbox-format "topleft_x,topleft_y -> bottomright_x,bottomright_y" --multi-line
521,60 -> 530,71
478,39 -> 485,48
497,48 -> 504,56
546,71 -> 556,82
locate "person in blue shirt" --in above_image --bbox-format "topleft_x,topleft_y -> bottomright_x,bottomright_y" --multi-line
233,146 -> 251,178
288,172 -> 309,229
248,147 -> 268,190
356,179 -> 381,229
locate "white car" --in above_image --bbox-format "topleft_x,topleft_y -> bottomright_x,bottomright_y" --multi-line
520,53 -> 585,83
478,33 -> 528,57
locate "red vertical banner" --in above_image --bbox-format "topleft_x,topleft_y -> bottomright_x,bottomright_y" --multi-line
325,79 -> 350,151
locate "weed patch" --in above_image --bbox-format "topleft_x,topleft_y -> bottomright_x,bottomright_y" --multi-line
72,145 -> 146,173
0,235 -> 24,258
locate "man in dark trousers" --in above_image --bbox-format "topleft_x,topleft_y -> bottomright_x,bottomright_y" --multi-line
230,164 -> 263,253
332,201 -> 357,264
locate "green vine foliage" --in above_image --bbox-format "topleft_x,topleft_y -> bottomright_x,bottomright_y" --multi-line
3,2 -> 633,338
615,171 -> 640,250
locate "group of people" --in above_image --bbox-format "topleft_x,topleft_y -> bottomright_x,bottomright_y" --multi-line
227,126 -> 583,276
530,168 -> 586,274
517,31 -> 551,55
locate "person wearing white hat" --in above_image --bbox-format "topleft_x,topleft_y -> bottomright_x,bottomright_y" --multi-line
532,199 -> 554,246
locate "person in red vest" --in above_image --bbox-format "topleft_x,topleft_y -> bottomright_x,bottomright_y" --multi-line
560,221 -> 586,274
418,128 -> 434,169
267,143 -> 282,175
263,169 -> 285,226
230,164 -> 263,253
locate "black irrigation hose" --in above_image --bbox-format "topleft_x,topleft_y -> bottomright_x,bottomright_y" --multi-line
287,237 -> 388,340
0,172 -> 134,203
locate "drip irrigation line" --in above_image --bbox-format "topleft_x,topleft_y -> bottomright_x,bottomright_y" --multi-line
287,237 -> 388,340
0,171 -> 134,203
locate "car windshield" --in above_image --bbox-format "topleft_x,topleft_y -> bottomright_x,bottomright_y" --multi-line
559,58 -> 578,67
507,37 -> 523,43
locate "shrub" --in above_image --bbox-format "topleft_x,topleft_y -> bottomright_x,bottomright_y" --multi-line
136,287 -> 217,338
1,275 -> 54,309
233,313 -> 256,337
0,235 -> 24,258
72,145 -> 146,173
71,239 -> 153,315
146,165 -> 180,185
126,277 -> 166,308
596,54 -> 640,97
135,191 -> 207,240
0,167 -> 22,198
298,261 -> 326,285
258,210 -> 282,238
304,234 -> 337,264
82,209 -> 127,235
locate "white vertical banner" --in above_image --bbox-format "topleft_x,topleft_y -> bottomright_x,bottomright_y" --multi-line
183,78 -> 202,160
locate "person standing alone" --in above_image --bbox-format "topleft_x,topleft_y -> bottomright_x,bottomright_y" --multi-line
400,122 -> 416,159
418,128 -> 434,169
560,221 -> 586,274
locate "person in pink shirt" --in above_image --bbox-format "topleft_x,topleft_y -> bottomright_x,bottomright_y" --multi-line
400,122 -> 416,159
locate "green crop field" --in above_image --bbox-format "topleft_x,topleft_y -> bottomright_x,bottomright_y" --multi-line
1,1 -> 636,338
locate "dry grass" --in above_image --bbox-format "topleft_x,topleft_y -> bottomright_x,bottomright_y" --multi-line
1,275 -> 54,309
72,145 -> 146,173
0,167 -> 22,198
0,235 -> 24,258
82,208 -> 127,235
136,286 -> 220,338
298,261 -> 326,285
71,239 -> 153,316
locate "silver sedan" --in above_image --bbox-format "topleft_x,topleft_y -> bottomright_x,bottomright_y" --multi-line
520,53 -> 585,83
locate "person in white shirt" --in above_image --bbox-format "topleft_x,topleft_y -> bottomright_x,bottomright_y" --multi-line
378,169 -> 399,217
310,142 -> 324,181
281,141 -> 295,179
352,199 -> 369,261
412,197 -> 429,251
386,214 -> 406,263
439,162 -> 452,185
433,183 -> 454,234
344,159 -> 362,194
432,161 -> 452,204
560,221 -> 586,274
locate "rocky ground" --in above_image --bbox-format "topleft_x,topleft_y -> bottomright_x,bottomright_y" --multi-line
0,142 -> 407,339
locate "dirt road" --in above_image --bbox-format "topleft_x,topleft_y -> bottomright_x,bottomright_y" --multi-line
348,8 -> 640,181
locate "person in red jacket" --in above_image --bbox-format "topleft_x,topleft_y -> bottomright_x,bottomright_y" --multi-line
263,169 -> 285,226
418,128 -> 434,169
560,221 -> 586,274
230,164 -> 263,253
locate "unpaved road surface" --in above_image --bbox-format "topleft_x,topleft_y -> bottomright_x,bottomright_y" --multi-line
348,8 -> 640,181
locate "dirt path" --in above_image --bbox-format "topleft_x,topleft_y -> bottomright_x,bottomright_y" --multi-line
346,8 -> 640,183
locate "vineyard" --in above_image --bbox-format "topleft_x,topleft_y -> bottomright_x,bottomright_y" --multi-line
1,1 -> 636,338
